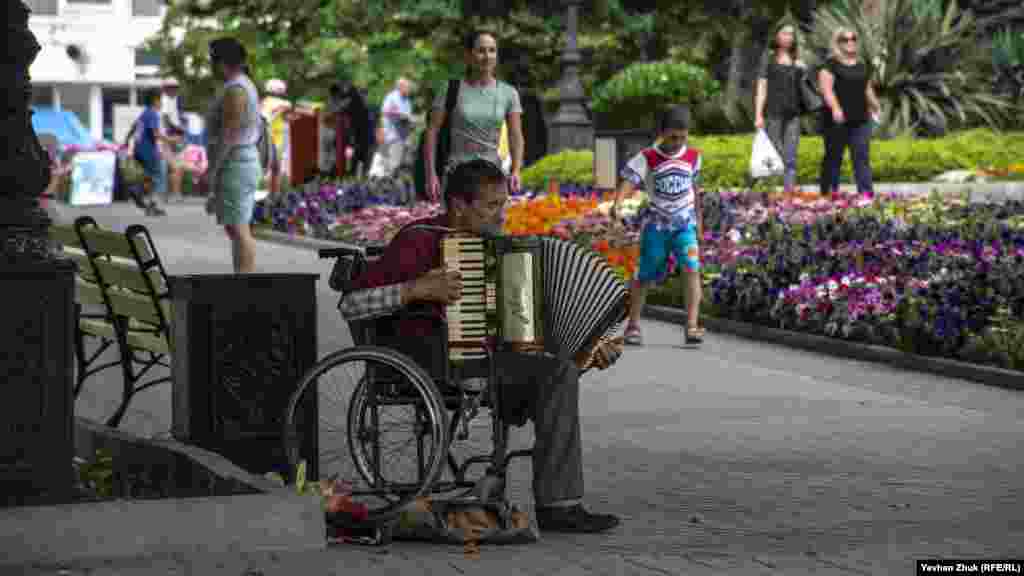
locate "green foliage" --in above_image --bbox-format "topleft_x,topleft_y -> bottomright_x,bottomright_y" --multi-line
992,27 -> 1024,69
590,60 -> 721,114
991,26 -> 1024,105
520,130 -> 1024,189
521,149 -> 596,189
807,0 -> 1014,136
962,306 -> 1024,370
74,449 -> 114,499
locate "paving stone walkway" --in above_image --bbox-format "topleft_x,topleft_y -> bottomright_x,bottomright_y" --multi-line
27,200 -> 1023,575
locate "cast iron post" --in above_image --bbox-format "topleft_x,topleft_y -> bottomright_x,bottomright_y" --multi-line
2,2 -> 76,509
2,1 -> 53,263
548,0 -> 594,153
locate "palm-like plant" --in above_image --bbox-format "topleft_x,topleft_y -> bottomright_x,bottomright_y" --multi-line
806,0 -> 1013,137
991,27 -> 1024,102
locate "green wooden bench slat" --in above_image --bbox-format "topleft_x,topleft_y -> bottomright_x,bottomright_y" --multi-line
76,277 -> 106,306
127,328 -> 171,354
93,259 -> 167,295
79,318 -> 116,339
80,318 -> 169,354
49,225 -> 81,248
106,288 -> 162,325
79,227 -> 153,262
58,248 -> 98,282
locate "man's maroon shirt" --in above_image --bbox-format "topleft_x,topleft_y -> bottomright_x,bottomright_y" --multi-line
347,215 -> 448,337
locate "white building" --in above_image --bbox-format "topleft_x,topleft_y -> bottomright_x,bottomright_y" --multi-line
25,0 -> 170,144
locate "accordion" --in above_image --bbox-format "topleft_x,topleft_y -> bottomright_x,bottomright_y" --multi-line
442,234 -> 629,371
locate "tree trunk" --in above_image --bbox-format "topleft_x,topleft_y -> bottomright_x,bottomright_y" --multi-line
724,33 -> 747,124
2,1 -> 54,263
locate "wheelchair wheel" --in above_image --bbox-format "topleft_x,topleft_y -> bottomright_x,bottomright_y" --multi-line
283,345 -> 449,524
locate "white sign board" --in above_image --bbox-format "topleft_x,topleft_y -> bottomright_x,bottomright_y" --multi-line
594,137 -> 617,190
69,151 -> 116,206
113,105 -> 145,145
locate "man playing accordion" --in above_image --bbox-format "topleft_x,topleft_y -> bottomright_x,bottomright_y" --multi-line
339,158 -> 623,533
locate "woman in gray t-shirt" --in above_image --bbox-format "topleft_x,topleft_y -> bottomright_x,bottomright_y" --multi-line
425,30 -> 525,200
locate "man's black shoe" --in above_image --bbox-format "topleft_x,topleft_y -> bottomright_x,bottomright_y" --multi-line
535,504 -> 620,534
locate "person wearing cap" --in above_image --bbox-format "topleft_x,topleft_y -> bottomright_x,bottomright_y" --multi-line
205,37 -> 263,274
160,77 -> 187,202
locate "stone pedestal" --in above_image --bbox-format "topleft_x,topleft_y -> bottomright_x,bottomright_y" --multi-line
169,274 -> 319,480
0,261 -> 77,507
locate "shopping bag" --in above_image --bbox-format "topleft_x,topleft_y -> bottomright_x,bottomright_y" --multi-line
749,129 -> 784,179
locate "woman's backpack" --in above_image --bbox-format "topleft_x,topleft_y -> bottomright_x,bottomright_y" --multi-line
414,79 -> 460,199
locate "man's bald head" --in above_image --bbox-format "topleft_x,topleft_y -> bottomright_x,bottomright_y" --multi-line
397,77 -> 411,96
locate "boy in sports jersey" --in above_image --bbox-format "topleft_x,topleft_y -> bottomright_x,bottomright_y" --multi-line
611,106 -> 704,346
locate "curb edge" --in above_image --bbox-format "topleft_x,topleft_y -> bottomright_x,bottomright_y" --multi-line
644,304 -> 1024,392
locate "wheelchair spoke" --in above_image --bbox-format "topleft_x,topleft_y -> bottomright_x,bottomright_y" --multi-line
284,349 -> 448,522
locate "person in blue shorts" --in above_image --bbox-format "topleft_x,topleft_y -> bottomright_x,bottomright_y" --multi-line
611,105 -> 704,346
132,91 -> 179,216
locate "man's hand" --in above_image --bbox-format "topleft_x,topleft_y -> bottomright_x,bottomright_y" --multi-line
405,267 -> 462,305
582,337 -> 624,371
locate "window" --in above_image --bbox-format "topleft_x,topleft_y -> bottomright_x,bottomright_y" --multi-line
134,48 -> 162,67
132,0 -> 162,17
102,88 -> 131,142
24,0 -> 58,16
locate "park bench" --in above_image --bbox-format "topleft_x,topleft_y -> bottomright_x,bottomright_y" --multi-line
71,216 -> 174,428
48,223 -> 121,399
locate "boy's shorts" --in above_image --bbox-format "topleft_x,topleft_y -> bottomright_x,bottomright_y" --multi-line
637,222 -> 700,282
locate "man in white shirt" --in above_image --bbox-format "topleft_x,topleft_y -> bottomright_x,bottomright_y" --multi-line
160,77 -> 186,202
369,77 -> 413,179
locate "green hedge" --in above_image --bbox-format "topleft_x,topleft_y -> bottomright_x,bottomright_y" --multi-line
521,129 -> 1024,190
521,149 -> 597,190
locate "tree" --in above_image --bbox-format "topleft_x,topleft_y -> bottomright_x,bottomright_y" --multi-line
155,0 -> 369,106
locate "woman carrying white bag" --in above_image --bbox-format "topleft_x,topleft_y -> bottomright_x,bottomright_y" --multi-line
750,129 -> 785,180
750,23 -> 823,193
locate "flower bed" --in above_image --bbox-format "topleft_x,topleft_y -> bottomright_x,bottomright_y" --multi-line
257,176 -> 1024,372
650,190 -> 1024,372
254,177 -> 421,241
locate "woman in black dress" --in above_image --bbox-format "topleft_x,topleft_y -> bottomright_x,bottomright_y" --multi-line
818,26 -> 882,199
754,23 -> 807,197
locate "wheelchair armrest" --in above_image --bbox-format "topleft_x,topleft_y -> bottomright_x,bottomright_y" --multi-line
318,246 -> 366,260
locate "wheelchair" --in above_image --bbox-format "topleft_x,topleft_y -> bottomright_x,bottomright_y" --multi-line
282,232 -> 533,526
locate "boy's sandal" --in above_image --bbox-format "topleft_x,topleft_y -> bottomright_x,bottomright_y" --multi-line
624,326 -> 643,346
685,326 -> 705,344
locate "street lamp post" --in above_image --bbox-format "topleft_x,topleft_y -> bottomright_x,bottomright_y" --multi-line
2,1 -> 53,263
548,0 -> 593,153
2,1 -> 76,508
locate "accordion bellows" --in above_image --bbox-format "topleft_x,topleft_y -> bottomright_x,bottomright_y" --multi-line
443,234 -> 629,370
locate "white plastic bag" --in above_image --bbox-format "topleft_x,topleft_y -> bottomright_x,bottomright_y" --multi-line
749,129 -> 784,179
